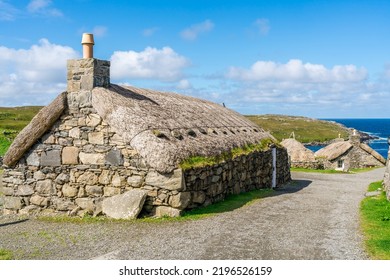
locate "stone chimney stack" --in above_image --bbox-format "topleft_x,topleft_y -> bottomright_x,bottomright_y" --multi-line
67,33 -> 110,112
349,129 -> 361,146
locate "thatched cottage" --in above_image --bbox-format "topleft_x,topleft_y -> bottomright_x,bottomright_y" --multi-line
280,138 -> 318,169
315,130 -> 385,172
1,34 -> 290,218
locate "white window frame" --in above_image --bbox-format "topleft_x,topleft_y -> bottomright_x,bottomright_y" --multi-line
336,159 -> 344,170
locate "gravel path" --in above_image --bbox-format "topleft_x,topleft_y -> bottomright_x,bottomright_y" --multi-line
0,168 -> 385,260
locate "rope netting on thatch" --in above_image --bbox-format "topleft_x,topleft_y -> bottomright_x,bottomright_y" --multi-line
92,84 -> 274,173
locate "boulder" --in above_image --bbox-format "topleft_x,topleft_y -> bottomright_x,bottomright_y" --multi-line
102,189 -> 148,219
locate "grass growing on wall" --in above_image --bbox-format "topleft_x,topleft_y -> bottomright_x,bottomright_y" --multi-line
360,181 -> 390,260
179,138 -> 278,170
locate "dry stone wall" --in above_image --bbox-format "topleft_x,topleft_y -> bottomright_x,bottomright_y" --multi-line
183,148 -> 290,210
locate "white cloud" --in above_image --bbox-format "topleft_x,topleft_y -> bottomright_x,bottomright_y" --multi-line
227,59 -> 368,83
110,47 -> 190,82
0,39 -> 78,106
209,59 -> 390,117
180,20 -> 214,41
176,79 -> 192,90
254,18 -> 270,35
27,0 -> 63,17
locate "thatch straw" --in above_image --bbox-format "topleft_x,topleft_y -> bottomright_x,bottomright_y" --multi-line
92,84 -> 274,173
3,92 -> 67,167
315,141 -> 352,161
359,143 -> 386,164
281,138 -> 316,162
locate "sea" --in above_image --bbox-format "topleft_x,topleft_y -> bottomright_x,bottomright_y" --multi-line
306,119 -> 390,159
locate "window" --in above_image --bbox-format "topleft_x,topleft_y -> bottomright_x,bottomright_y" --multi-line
337,160 -> 343,169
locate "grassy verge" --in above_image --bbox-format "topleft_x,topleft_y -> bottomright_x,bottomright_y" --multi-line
0,249 -> 13,260
290,167 -> 347,174
38,188 -> 274,223
360,181 -> 390,259
291,167 -> 381,174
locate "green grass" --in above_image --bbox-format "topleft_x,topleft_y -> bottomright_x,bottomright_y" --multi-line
360,181 -> 390,259
180,138 -> 278,170
0,106 -> 42,156
0,106 -> 42,130
349,167 -> 382,173
291,167 -> 381,174
0,249 -> 13,260
290,167 -> 347,174
246,114 -> 349,143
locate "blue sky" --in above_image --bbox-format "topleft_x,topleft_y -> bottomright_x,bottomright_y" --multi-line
1,0 -> 390,118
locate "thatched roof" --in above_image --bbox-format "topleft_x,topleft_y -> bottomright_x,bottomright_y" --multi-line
3,92 -> 67,167
281,138 -> 316,162
92,84 -> 273,173
314,141 -> 352,161
359,143 -> 386,164
3,84 -> 274,172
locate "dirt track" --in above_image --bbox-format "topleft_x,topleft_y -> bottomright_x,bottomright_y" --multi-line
0,168 -> 385,260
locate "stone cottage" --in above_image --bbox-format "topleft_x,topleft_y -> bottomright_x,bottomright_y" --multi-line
280,138 -> 318,169
315,130 -> 385,172
1,34 -> 290,218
